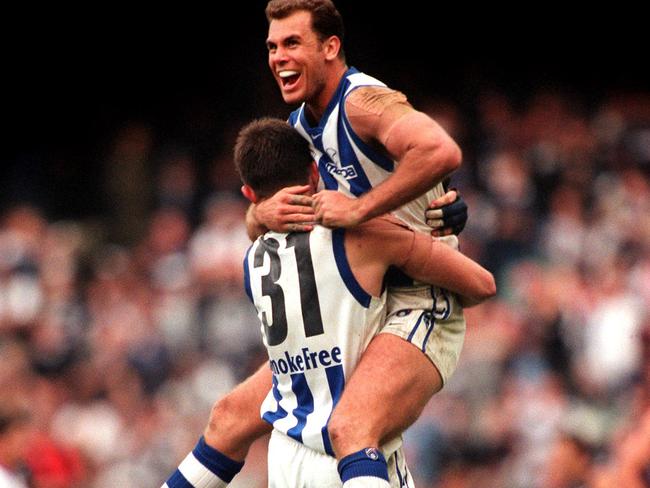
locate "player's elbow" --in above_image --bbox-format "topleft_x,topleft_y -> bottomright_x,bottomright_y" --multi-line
473,270 -> 496,303
420,136 -> 462,180
206,394 -> 241,438
482,271 -> 497,300
440,137 -> 462,174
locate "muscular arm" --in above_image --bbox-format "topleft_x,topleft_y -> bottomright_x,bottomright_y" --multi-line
347,216 -> 495,306
313,88 -> 462,227
350,87 -> 462,220
399,229 -> 495,306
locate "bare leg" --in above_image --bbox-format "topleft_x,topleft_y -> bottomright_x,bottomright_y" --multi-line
204,365 -> 273,461
328,334 -> 442,459
162,366 -> 273,488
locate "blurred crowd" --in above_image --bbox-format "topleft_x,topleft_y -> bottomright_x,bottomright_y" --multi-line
1,87 -> 649,488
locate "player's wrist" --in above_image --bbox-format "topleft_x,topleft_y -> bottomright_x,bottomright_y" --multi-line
354,196 -> 373,224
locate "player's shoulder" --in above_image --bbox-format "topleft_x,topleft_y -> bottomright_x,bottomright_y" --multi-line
345,86 -> 410,116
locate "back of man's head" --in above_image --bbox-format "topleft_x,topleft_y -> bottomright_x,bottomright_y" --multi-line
234,118 -> 313,198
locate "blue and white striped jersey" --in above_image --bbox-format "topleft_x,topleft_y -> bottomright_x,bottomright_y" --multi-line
243,226 -> 386,456
289,67 -> 457,245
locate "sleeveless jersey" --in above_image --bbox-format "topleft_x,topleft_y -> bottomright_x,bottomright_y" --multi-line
243,226 -> 386,456
288,66 -> 458,248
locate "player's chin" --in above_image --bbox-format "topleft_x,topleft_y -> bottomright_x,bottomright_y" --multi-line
280,89 -> 302,105
277,82 -> 302,103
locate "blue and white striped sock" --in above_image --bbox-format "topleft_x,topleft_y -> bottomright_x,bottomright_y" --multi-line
162,436 -> 244,488
338,447 -> 391,488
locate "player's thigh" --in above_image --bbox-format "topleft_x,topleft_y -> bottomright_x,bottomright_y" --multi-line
205,364 -> 273,458
384,287 -> 466,386
331,333 -> 442,442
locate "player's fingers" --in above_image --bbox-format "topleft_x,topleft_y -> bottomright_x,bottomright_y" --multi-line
428,190 -> 458,209
289,195 -> 313,206
282,205 -> 315,215
284,213 -> 317,223
431,227 -> 454,238
426,218 -> 444,229
286,223 -> 314,232
425,208 -> 443,220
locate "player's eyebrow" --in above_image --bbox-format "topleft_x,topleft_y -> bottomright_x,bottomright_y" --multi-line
266,34 -> 302,50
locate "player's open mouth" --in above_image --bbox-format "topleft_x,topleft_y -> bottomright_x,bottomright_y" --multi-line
279,70 -> 301,89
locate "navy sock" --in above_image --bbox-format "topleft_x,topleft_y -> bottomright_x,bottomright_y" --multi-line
337,447 -> 389,483
163,436 -> 244,487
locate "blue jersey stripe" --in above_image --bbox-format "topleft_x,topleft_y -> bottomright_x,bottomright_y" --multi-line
296,67 -> 359,132
337,116 -> 373,197
421,296 -> 437,352
332,228 -> 371,307
286,373 -> 314,443
341,105 -> 395,173
422,320 -> 435,353
438,288 -> 451,320
317,153 -> 342,191
166,470 -> 193,488
406,311 -> 427,343
262,375 -> 288,425
243,246 -> 253,302
288,109 -> 300,126
321,364 -> 345,456
394,451 -> 405,486
292,66 -> 387,197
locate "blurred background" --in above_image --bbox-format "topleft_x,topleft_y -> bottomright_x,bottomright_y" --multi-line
1,2 -> 649,487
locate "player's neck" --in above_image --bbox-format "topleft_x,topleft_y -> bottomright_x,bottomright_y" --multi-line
305,64 -> 348,124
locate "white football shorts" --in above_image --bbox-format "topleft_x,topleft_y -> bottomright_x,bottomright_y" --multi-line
267,430 -> 414,487
381,285 -> 466,386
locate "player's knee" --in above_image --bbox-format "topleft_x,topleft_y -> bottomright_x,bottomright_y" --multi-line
206,394 -> 237,439
327,411 -> 350,453
328,408 -> 379,456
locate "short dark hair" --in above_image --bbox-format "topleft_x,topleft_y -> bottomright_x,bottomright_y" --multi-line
266,0 -> 345,61
234,118 -> 313,198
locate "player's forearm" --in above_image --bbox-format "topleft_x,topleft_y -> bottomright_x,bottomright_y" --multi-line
355,140 -> 461,222
245,203 -> 267,241
402,235 -> 495,305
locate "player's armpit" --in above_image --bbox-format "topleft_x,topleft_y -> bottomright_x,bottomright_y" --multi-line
401,233 -> 496,306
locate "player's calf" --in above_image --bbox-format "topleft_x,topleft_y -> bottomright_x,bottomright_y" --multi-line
161,365 -> 273,488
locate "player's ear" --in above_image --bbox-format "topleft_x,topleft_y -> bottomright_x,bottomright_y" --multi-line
323,35 -> 341,61
241,184 -> 259,203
